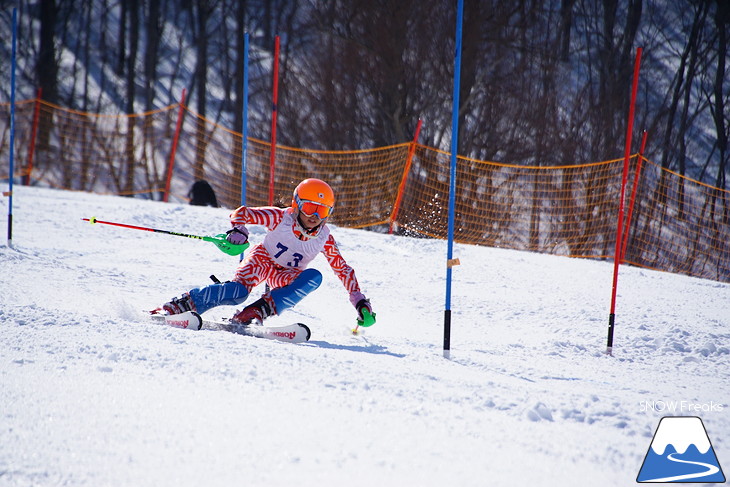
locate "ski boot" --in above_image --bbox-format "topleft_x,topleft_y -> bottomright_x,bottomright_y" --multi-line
161,293 -> 196,315
231,297 -> 273,326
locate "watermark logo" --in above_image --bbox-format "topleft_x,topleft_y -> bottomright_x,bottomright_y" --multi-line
637,416 -> 725,483
640,400 -> 724,413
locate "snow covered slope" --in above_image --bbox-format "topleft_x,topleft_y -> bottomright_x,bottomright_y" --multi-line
1,186 -> 728,486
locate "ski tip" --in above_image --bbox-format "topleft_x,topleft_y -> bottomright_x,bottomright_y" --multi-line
294,322 -> 312,341
191,311 -> 203,330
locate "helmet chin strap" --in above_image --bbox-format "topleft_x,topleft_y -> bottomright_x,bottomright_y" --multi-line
294,212 -> 325,240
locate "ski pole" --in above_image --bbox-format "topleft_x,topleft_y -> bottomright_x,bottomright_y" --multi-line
82,217 -> 249,256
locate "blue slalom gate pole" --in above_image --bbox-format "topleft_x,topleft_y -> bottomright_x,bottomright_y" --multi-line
7,8 -> 17,248
240,32 -> 249,207
444,0 -> 464,359
239,33 -> 250,263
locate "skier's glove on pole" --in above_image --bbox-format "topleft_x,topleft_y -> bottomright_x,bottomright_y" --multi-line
225,225 -> 249,245
355,298 -> 376,327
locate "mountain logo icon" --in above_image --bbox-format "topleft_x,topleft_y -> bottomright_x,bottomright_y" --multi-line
637,416 -> 726,483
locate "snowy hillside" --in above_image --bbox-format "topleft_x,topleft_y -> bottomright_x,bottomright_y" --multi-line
1,186 -> 728,486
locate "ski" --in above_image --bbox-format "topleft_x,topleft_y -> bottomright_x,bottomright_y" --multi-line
216,320 -> 311,343
150,311 -> 311,343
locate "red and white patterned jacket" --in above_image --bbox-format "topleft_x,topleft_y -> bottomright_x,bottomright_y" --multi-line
230,206 -> 363,303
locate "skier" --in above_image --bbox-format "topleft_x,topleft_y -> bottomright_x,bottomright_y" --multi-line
156,178 -> 375,328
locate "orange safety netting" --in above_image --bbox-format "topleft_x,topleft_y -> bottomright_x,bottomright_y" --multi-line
1,99 -> 729,283
179,106 -> 410,226
625,158 -> 730,282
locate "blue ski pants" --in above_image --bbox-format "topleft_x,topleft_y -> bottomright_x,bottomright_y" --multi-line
188,268 -> 322,315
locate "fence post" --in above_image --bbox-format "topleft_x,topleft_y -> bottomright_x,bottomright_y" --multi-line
389,119 -> 422,234
164,89 -> 186,203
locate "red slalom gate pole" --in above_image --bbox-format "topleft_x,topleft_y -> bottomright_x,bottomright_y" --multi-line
164,89 -> 187,203
606,47 -> 642,356
621,130 -> 648,262
389,119 -> 422,234
25,88 -> 43,186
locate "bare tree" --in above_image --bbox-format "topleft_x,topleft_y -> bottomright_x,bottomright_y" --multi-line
38,0 -> 59,105
191,0 -> 213,181
711,0 -> 728,190
144,0 -> 162,112
659,2 -> 710,173
1,0 -> 728,193
35,0 -> 59,154
124,0 -> 140,193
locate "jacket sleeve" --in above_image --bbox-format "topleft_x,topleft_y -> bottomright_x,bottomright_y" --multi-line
230,206 -> 285,230
322,234 -> 362,297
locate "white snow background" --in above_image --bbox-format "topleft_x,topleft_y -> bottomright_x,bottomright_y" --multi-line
1,185 -> 728,486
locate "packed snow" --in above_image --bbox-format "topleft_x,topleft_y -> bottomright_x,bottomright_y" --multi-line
1,185 -> 728,486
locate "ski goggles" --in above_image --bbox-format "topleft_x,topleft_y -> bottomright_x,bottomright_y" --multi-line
295,195 -> 333,219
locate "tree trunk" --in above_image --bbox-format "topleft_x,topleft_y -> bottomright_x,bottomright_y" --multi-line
37,0 -> 58,152
193,0 -> 211,182
232,0 -> 247,206
144,0 -> 162,112
38,0 -> 58,104
713,0 -> 728,191
124,0 -> 139,194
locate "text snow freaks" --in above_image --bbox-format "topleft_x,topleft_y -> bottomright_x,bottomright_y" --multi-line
640,401 -> 724,413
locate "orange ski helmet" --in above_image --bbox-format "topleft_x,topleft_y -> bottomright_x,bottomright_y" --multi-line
292,178 -> 335,219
